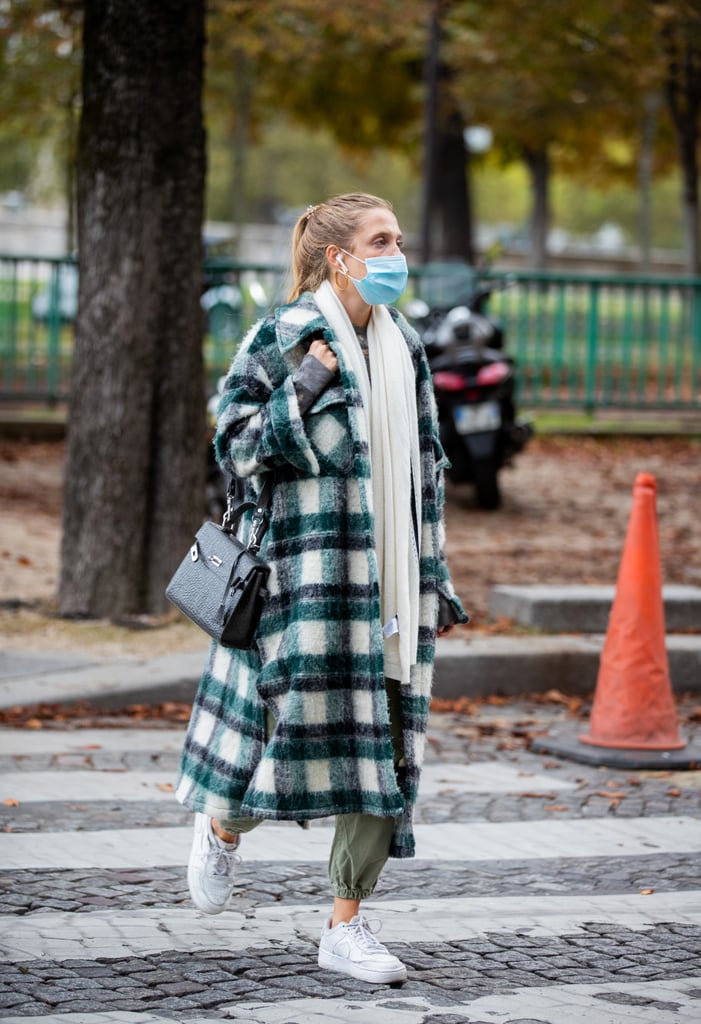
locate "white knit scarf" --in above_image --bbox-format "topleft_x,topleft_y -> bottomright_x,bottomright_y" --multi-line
314,280 -> 421,684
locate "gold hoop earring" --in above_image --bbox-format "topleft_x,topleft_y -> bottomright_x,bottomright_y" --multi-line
334,269 -> 349,291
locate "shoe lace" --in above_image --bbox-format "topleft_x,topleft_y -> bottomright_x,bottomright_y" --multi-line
346,915 -> 386,952
207,844 -> 241,878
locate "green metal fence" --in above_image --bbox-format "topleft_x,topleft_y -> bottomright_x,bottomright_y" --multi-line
483,270 -> 701,413
0,255 -> 78,404
1,253 -> 700,412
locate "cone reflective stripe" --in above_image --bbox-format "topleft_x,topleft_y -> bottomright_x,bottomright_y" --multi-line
579,473 -> 686,751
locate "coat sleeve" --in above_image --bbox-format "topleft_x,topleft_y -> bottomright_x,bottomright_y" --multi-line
214,319 -> 344,479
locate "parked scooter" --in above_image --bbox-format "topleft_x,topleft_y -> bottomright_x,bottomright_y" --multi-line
408,274 -> 532,510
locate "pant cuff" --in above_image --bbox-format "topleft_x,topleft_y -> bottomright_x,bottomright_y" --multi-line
332,885 -> 375,901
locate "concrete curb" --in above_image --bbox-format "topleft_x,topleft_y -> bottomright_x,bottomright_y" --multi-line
0,650 -> 205,710
1,634 -> 700,710
435,633 -> 701,699
490,584 -> 701,634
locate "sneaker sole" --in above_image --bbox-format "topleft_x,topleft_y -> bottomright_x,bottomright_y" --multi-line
318,947 -> 407,985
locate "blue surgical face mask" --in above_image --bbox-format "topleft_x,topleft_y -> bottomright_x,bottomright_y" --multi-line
338,247 -> 408,305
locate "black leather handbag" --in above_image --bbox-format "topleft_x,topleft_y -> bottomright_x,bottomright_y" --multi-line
165,478 -> 272,649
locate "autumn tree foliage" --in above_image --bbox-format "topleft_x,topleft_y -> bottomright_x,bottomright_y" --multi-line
4,1 -> 700,269
443,0 -> 700,271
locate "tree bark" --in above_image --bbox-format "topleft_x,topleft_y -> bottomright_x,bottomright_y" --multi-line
659,7 -> 701,276
434,106 -> 474,263
59,0 -> 206,618
420,0 -> 473,264
523,145 -> 550,271
420,0 -> 441,264
676,130 -> 700,276
638,92 -> 661,273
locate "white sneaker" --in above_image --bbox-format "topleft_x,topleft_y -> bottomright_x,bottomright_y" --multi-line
318,914 -> 407,984
187,813 -> 241,915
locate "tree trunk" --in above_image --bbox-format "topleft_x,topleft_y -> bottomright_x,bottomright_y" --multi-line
420,0 -> 473,264
677,134 -> 700,276
59,0 -> 206,618
659,9 -> 701,276
435,107 -> 474,263
420,0 -> 440,264
523,145 -> 550,271
638,92 -> 661,273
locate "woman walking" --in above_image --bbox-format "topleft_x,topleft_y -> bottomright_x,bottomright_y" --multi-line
176,192 -> 467,984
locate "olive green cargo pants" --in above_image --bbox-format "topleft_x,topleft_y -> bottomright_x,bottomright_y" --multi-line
219,679 -> 404,900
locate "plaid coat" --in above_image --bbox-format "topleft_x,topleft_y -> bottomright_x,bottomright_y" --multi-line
176,292 -> 467,857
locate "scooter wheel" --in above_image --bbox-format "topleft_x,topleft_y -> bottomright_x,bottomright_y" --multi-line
473,459 -> 501,510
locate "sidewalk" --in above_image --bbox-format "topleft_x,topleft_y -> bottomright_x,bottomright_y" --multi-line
2,626 -> 700,711
1,677 -> 700,1022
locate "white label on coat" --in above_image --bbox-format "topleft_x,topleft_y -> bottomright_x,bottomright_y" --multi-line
383,615 -> 399,638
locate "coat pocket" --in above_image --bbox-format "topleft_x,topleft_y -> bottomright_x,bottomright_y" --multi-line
305,384 -> 353,475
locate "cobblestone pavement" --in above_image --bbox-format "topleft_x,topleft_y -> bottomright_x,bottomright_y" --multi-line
1,698 -> 700,1023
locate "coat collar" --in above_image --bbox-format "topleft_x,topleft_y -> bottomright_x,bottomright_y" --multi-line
275,292 -> 328,352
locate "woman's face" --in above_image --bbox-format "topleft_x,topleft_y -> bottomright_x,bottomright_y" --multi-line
345,207 -> 403,278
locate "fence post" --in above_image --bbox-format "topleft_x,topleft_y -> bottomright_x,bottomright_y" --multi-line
584,280 -> 599,415
691,279 -> 701,404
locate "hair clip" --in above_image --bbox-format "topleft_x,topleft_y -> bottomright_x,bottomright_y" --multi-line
305,204 -> 318,220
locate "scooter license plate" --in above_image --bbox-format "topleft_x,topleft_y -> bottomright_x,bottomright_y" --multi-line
453,401 -> 501,434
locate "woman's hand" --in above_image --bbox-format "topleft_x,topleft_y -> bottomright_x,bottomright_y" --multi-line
309,338 -> 338,374
437,623 -> 456,637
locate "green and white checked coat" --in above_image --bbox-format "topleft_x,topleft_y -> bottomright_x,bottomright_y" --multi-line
176,291 -> 467,857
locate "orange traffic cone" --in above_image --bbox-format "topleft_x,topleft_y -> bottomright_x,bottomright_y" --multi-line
579,473 -> 686,751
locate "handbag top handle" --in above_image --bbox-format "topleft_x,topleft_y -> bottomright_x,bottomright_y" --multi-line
222,476 -> 273,555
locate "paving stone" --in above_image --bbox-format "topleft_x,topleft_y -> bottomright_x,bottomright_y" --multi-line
158,981 -> 208,996
2,708 -> 700,1023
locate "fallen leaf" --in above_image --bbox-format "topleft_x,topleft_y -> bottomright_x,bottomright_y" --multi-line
510,791 -> 558,799
595,791 -> 627,799
452,727 -> 482,740
156,782 -> 175,792
667,788 -> 682,797
2,798 -> 19,806
640,888 -> 654,896
544,805 -> 569,812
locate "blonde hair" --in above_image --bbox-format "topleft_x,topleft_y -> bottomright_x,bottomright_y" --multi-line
288,192 -> 393,301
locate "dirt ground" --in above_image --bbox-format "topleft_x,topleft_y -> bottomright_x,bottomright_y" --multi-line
1,434 -> 700,654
